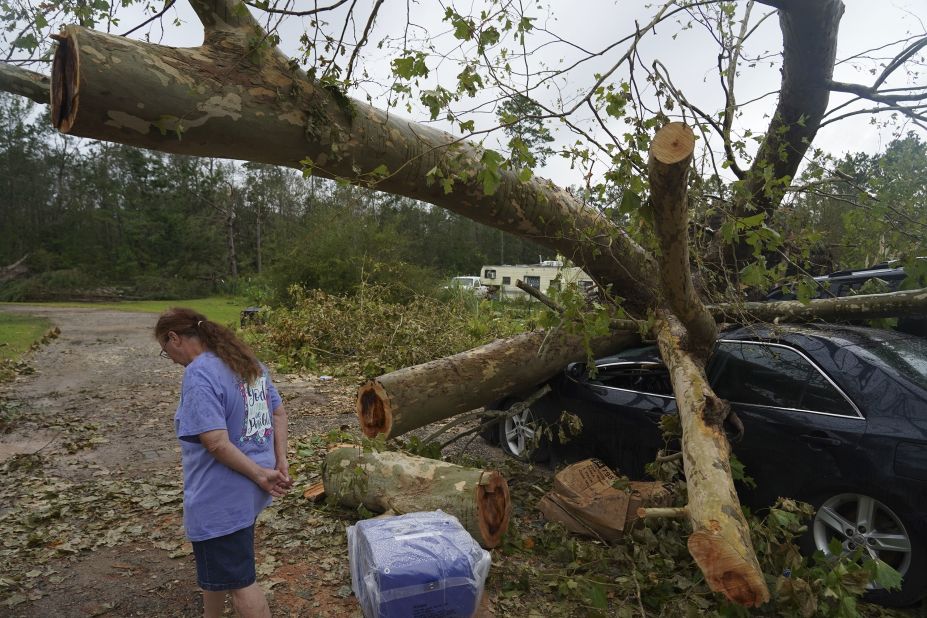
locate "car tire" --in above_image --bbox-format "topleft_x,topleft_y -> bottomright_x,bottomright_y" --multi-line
808,492 -> 926,607
495,399 -> 550,463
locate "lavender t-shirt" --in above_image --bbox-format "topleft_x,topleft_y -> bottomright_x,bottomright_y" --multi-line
174,351 -> 283,541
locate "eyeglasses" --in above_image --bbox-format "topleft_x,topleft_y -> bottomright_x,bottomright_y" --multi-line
159,349 -> 169,359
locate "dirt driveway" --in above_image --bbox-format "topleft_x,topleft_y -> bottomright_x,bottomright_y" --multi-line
0,306 -> 379,617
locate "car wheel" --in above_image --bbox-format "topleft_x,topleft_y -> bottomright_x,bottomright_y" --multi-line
497,401 -> 549,462
811,492 -> 926,606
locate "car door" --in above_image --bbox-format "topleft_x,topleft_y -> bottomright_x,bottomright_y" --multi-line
559,360 -> 676,477
707,340 -> 867,508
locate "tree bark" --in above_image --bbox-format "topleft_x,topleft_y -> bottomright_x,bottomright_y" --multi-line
648,122 -> 717,357
357,328 -> 640,440
742,0 -> 845,218
323,445 -> 511,548
653,313 -> 769,607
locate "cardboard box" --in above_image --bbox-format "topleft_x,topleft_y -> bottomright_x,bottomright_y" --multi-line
538,459 -> 673,542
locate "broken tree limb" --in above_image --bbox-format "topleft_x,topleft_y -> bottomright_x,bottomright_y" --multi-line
0,64 -> 49,105
516,279 -> 563,313
648,122 -> 717,357
1,254 -> 30,283
323,445 -> 510,548
653,312 -> 770,607
711,287 -> 927,323
357,328 -> 640,439
638,506 -> 688,519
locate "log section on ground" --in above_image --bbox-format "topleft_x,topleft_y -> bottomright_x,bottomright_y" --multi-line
357,328 -> 640,440
323,446 -> 510,548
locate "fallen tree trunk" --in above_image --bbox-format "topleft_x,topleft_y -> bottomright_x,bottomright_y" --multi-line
647,123 -> 769,607
46,3 -> 661,314
357,327 -> 640,439
323,445 -> 511,548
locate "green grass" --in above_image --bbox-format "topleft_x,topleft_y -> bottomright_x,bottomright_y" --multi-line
0,297 -> 250,328
0,313 -> 52,361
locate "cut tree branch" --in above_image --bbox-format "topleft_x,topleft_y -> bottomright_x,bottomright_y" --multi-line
648,122 -> 717,357
0,62 -> 49,104
357,328 -> 640,440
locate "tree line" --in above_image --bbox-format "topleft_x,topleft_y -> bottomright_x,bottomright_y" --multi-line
0,94 -> 548,302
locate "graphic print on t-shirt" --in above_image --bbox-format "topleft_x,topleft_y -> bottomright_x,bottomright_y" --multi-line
239,375 -> 273,445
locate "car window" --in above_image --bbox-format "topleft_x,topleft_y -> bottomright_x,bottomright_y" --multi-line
591,363 -> 673,396
710,341 -> 857,416
858,333 -> 927,392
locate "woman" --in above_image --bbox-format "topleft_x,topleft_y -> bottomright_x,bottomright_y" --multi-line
156,307 -> 292,618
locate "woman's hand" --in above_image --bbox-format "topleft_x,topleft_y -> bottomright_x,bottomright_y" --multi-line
256,467 -> 292,497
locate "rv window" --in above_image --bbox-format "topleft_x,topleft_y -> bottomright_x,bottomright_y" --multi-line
524,276 -> 541,289
484,269 -> 496,279
502,276 -> 511,284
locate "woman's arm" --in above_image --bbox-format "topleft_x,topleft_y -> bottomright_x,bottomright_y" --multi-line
271,404 -> 291,484
200,429 -> 290,497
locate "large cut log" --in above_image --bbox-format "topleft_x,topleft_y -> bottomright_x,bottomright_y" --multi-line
648,122 -> 717,357
323,445 -> 510,549
47,0 -> 661,314
648,123 -> 769,607
357,327 -> 640,439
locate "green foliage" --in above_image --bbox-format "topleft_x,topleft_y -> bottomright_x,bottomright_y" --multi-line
497,95 -> 556,168
493,459 -> 904,617
251,283 -> 538,377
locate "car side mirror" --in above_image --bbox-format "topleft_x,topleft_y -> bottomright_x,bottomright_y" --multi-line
566,363 -> 585,378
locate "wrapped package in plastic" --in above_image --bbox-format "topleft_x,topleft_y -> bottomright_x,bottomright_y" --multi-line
347,510 -> 492,618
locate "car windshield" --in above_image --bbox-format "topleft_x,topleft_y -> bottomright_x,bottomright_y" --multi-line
861,333 -> 927,391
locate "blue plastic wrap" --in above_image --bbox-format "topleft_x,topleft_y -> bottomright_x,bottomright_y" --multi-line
347,511 -> 492,618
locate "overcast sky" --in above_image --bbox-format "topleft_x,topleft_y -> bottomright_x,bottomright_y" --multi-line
74,1 -> 927,188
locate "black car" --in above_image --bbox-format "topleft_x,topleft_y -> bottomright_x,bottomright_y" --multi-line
485,323 -> 927,606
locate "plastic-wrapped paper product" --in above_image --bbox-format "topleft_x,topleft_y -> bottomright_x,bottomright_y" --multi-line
347,510 -> 492,618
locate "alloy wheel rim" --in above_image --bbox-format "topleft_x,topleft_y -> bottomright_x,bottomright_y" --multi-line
813,493 -> 912,588
503,409 -> 535,456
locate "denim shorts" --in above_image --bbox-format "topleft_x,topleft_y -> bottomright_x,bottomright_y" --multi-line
192,524 -> 257,591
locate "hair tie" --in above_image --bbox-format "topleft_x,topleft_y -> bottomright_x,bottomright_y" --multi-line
196,320 -> 203,327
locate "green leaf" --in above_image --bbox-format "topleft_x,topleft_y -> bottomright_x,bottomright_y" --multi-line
13,33 -> 38,51
477,150 -> 504,195
478,26 -> 500,51
870,558 -> 902,591
618,190 -> 641,215
585,582 -> 607,609
391,53 -> 429,80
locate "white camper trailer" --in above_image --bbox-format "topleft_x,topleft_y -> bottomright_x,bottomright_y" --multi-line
479,260 -> 593,299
